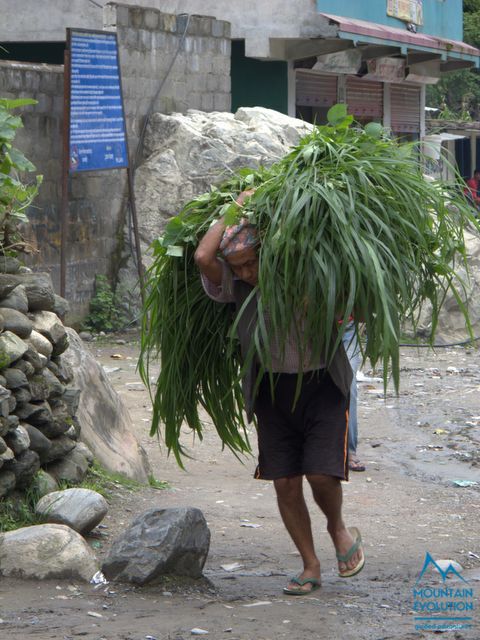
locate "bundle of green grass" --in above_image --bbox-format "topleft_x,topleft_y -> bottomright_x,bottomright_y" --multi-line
139,104 -> 479,465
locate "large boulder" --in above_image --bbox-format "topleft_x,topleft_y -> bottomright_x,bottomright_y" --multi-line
102,507 -> 210,584
62,328 -> 150,482
412,229 -> 480,342
135,107 -> 312,250
117,107 -> 313,309
0,524 -> 98,581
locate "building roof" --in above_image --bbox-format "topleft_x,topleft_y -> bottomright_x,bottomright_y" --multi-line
320,13 -> 480,65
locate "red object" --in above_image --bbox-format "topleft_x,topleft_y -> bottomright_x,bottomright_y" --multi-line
465,177 -> 480,204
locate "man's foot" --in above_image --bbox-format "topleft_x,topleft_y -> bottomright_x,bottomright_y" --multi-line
283,565 -> 321,595
329,525 -> 365,577
349,453 -> 366,472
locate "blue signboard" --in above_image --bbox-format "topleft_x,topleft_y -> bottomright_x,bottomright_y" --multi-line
69,30 -> 128,173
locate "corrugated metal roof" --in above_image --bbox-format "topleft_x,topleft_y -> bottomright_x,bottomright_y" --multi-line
320,13 -> 480,59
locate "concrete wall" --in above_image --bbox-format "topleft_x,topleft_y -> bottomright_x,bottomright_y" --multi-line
0,4 -> 231,321
0,0 -> 316,58
0,0 -> 466,59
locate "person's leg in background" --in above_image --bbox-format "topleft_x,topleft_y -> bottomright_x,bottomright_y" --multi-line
342,322 -> 365,472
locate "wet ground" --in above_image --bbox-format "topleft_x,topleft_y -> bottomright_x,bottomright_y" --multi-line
0,336 -> 479,640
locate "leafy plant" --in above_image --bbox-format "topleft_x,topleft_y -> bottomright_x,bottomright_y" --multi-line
426,3 -> 480,119
0,97 -> 42,255
84,275 -> 126,333
139,105 -> 479,465
0,483 -> 43,532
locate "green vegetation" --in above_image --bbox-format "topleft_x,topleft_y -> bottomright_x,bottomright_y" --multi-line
0,484 -> 43,532
427,1 -> 480,119
59,460 -> 167,497
0,97 -> 42,256
83,275 -> 127,333
139,105 -> 479,466
148,474 -> 169,490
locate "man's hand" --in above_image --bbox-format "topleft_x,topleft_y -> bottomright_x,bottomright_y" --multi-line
235,189 -> 255,207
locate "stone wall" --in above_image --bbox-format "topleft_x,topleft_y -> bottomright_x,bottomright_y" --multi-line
0,261 -> 91,499
0,3 -> 231,322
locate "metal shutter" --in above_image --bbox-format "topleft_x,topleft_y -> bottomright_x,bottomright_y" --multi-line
391,84 -> 421,133
346,77 -> 383,118
295,70 -> 337,107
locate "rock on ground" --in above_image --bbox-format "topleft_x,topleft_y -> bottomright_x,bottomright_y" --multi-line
35,487 -> 108,534
413,229 -> 480,342
0,524 -> 98,581
102,507 -> 211,583
62,328 -> 150,482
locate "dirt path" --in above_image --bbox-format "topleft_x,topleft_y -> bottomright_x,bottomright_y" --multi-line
1,336 -> 479,640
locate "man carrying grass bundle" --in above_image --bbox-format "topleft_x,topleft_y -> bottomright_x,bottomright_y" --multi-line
194,190 -> 365,596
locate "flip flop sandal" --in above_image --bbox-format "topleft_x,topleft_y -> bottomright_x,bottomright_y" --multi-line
283,576 -> 321,596
349,456 -> 366,472
336,526 -> 365,578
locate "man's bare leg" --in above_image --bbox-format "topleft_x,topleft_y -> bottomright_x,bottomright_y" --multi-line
274,475 -> 320,592
306,473 -> 363,575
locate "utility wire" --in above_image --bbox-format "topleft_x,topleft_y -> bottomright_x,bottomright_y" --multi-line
126,14 -> 191,277
399,335 -> 480,348
133,13 -> 191,171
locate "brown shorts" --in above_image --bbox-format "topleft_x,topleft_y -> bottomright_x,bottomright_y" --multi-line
253,370 -> 349,481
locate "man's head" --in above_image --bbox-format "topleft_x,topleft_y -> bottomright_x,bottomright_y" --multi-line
224,245 -> 259,286
474,168 -> 480,180
220,219 -> 259,286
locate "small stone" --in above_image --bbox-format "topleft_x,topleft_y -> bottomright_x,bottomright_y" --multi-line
3,367 -> 29,390
47,447 -> 92,484
42,435 -> 76,463
4,425 -> 30,455
0,308 -> 33,339
0,284 -> 29,313
27,330 -> 53,358
4,449 -> 40,489
0,256 -> 21,274
24,424 -> 53,463
0,469 -> 16,496
0,331 -> 28,365
0,276 -> 19,299
53,295 -> 70,321
23,346 -> 44,372
11,358 -> 35,376
31,468 -> 59,497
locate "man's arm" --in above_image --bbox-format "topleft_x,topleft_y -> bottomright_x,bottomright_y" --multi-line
194,190 -> 255,285
194,218 -> 226,286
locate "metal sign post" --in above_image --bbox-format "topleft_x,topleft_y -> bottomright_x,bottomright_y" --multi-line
60,28 -> 144,299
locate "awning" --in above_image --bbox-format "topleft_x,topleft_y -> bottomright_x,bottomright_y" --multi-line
320,13 -> 480,67
423,133 -> 466,160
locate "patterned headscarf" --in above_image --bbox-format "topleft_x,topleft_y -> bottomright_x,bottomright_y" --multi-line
219,218 -> 259,257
